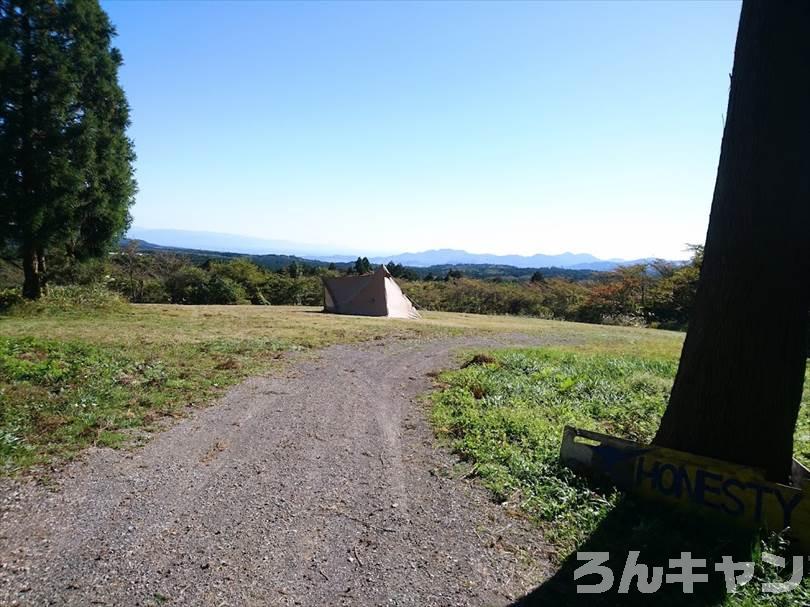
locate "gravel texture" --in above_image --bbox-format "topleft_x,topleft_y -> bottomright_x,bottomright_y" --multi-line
0,335 -> 554,606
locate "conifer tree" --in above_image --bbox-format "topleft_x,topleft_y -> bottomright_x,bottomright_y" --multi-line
0,0 -> 136,298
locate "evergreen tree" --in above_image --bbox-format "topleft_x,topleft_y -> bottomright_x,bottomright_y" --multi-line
287,262 -> 301,279
354,256 -> 371,275
0,0 -> 136,298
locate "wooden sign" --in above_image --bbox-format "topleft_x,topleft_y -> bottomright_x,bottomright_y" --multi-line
560,426 -> 810,548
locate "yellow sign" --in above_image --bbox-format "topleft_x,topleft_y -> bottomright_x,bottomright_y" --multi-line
560,426 -> 810,547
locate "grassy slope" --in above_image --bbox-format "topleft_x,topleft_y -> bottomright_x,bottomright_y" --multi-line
432,348 -> 810,606
0,302 -> 681,473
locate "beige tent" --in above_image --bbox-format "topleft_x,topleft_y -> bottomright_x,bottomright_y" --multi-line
322,265 -> 421,319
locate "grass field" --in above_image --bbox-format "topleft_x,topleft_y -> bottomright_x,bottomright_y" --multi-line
432,347 -> 810,606
0,303 -> 443,472
0,301 -> 683,474
2,299 -> 807,604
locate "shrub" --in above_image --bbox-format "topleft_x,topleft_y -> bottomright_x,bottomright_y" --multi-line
206,275 -> 247,305
138,279 -> 171,304
165,266 -> 210,304
7,284 -> 125,315
0,287 -> 23,311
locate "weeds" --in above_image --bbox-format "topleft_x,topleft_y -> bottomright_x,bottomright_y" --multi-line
432,348 -> 810,605
0,302 -> 461,473
7,284 -> 126,315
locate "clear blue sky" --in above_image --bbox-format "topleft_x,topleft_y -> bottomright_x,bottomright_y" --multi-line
103,0 -> 741,260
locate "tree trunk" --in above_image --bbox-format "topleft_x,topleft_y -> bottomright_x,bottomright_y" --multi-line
653,0 -> 810,483
19,14 -> 40,302
37,247 -> 47,295
22,245 -> 42,300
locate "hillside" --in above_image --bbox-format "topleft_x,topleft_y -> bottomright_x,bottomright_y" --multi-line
120,239 -> 599,282
121,238 -> 333,272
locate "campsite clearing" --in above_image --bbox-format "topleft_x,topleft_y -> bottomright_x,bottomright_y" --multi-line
0,304 -> 682,472
2,304 -> 807,604
0,304 -> 683,604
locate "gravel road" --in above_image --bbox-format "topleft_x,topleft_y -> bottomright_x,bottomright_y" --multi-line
0,335 -> 554,606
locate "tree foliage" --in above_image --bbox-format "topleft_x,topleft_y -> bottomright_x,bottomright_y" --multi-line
386,261 -> 418,281
352,257 -> 372,275
0,243 -> 705,327
0,0 -> 136,298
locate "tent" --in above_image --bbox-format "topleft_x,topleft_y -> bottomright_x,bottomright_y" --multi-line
322,265 -> 421,319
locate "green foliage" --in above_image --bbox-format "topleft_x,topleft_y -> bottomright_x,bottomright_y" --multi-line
573,254 -> 702,327
353,256 -> 372,275
646,256 -> 702,328
165,266 -> 210,304
286,261 -> 302,279
432,348 -> 810,604
138,279 -> 170,304
207,258 -> 267,303
402,277 -> 557,317
0,0 -> 137,298
386,261 -> 419,281
433,349 -> 677,549
0,287 -> 23,310
80,252 -> 326,307
7,284 -> 126,315
412,263 -> 598,282
162,265 -> 248,305
205,275 -> 247,305
4,242 -> 704,328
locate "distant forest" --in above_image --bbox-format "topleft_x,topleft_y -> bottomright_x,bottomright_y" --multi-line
121,239 -> 602,282
0,241 -> 702,329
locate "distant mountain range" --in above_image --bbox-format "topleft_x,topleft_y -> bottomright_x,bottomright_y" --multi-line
126,228 -> 350,258
126,227 -> 674,272
363,249 -> 660,271
121,238 -> 603,282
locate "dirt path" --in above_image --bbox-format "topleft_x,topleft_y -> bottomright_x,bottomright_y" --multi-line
0,335 -> 555,606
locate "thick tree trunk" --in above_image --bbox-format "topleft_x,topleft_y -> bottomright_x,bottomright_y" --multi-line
653,1 -> 810,482
22,245 -> 42,300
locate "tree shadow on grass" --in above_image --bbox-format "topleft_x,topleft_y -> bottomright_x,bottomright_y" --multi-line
512,497 -> 757,607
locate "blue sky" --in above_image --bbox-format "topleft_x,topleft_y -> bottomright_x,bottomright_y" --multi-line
104,1 -> 741,260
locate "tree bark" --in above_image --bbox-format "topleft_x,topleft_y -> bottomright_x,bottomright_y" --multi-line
19,13 -> 40,301
36,247 -> 47,295
22,245 -> 42,300
653,1 -> 810,483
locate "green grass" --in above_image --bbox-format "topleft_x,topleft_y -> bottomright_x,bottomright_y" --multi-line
432,348 -> 810,605
0,334 -> 290,471
0,295 -> 683,474
3,293 -> 805,603
432,350 -> 678,549
0,302 -> 453,473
